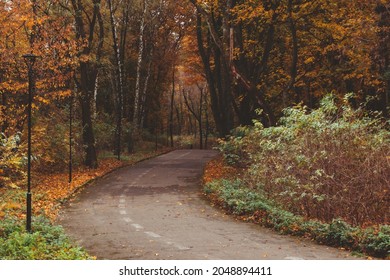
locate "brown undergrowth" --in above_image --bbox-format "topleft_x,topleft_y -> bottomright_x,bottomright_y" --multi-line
202,95 -> 390,258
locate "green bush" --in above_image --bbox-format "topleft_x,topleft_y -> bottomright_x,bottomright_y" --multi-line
217,94 -> 390,226
211,94 -> 390,258
0,216 -> 92,260
216,126 -> 251,166
204,179 -> 389,258
322,219 -> 357,248
360,226 -> 390,259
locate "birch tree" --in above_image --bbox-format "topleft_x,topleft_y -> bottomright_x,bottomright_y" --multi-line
132,0 -> 148,132
107,0 -> 130,158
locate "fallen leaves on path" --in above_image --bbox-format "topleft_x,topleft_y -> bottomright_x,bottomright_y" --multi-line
35,158 -> 125,220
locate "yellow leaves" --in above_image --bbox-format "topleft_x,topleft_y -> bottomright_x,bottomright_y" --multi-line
56,89 -> 72,98
0,81 -> 27,93
8,182 -> 20,189
0,202 -> 22,211
24,18 -> 36,29
35,96 -> 50,105
304,57 -> 315,65
314,21 -> 346,40
18,15 -> 30,22
79,54 -> 92,63
342,73 -> 365,81
232,2 -> 271,24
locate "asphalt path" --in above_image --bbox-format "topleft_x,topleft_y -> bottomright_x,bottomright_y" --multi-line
58,150 -> 357,260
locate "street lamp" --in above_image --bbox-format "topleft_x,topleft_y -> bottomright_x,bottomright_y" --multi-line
23,53 -> 37,233
69,84 -> 74,184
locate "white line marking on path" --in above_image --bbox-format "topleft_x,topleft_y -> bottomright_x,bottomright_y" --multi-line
129,168 -> 154,186
284,256 -> 305,260
119,210 -> 127,215
165,241 -> 190,251
123,217 -> 132,223
145,232 -> 162,238
131,224 -> 144,231
174,152 -> 191,159
175,244 -> 191,251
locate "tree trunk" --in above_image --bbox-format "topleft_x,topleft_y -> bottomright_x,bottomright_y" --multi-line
169,67 -> 175,148
204,95 -> 210,149
183,86 -> 205,149
108,0 -> 126,159
70,0 -> 103,168
133,0 -> 147,130
376,3 -> 390,117
282,0 -> 298,108
80,92 -> 98,168
195,11 -> 234,137
198,87 -> 203,150
139,47 -> 153,129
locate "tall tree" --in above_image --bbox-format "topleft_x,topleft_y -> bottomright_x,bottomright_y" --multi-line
107,0 -> 130,158
193,5 -> 234,136
183,84 -> 206,149
190,0 -> 387,130
70,0 -> 104,168
375,1 -> 390,116
132,0 -> 148,134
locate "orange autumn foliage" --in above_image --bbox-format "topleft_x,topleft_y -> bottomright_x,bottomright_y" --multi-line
34,158 -> 125,221
202,155 -> 239,185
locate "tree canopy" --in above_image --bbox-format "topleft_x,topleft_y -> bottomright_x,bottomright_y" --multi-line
0,0 -> 389,170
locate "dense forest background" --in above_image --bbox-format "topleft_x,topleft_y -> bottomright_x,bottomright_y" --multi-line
0,0 -> 389,260
0,0 -> 389,174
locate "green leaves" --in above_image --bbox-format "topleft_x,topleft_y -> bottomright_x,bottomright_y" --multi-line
0,217 -> 92,260
204,178 -> 390,258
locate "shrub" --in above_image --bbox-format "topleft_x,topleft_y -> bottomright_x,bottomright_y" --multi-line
0,216 -> 92,260
360,226 -> 390,259
216,126 -> 251,166
217,94 -> 390,226
210,94 -> 389,258
94,112 -> 117,152
204,178 -> 390,258
321,219 -> 357,248
0,133 -> 25,189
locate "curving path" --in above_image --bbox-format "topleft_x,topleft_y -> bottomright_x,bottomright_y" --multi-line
58,150 -> 358,260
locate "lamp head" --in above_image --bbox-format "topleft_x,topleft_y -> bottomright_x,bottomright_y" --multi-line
22,53 -> 38,70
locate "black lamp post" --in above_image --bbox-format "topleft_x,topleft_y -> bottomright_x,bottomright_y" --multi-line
23,53 -> 37,233
69,88 -> 73,183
